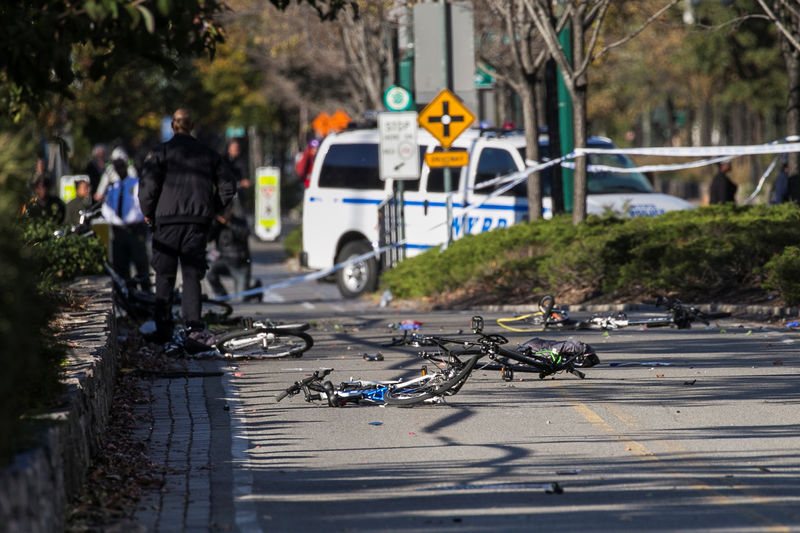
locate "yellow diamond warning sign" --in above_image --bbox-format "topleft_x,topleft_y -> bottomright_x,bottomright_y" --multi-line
418,89 -> 476,149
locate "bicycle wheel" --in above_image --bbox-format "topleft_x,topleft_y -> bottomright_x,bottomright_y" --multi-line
384,355 -> 480,406
216,327 -> 313,358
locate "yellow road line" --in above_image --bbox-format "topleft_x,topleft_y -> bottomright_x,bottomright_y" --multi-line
548,382 -> 791,532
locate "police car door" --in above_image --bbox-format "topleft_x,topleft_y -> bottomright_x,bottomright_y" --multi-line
463,141 -> 527,236
402,144 -> 468,257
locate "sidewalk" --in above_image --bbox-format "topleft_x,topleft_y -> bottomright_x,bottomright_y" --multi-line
133,358 -> 236,532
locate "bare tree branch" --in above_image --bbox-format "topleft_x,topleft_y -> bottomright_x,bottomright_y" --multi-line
577,0 -> 611,77
757,0 -> 800,52
590,0 -> 680,64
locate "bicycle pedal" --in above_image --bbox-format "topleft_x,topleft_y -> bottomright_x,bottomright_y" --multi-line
421,364 -> 427,376
501,367 -> 514,382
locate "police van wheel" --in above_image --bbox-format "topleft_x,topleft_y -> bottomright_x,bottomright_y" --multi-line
335,241 -> 378,299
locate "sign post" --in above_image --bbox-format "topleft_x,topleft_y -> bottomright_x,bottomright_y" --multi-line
378,110 -> 419,263
417,88 -> 475,246
254,166 -> 281,241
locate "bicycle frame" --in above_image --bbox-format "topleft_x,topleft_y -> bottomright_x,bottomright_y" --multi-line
277,370 -> 449,407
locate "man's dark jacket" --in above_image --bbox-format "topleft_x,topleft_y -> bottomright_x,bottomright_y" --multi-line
139,133 -> 237,225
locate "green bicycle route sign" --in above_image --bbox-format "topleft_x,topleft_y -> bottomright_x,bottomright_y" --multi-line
384,85 -> 413,112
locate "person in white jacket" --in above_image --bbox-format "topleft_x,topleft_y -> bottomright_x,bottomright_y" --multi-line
94,145 -> 138,201
101,148 -> 150,291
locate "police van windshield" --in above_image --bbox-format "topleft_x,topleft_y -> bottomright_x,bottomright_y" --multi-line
518,145 -> 654,195
586,152 -> 653,194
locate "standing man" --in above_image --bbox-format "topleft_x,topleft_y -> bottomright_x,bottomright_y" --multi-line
102,150 -> 150,292
139,108 -> 236,342
65,178 -> 93,226
84,144 -> 106,198
709,161 -> 737,204
223,139 -> 252,217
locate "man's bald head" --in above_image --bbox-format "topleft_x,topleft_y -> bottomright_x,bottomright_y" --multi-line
172,108 -> 194,134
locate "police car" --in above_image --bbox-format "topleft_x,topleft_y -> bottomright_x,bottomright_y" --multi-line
301,128 -> 693,298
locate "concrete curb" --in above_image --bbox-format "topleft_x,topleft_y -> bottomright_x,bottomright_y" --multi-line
0,276 -> 117,533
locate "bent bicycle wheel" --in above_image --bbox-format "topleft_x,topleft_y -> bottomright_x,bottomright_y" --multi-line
215,328 -> 313,358
384,355 -> 480,406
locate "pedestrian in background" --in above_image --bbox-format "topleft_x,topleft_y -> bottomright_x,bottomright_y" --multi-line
22,175 -> 65,223
223,139 -> 252,217
139,108 -> 236,342
207,203 -> 256,302
94,146 -> 137,201
84,144 -> 106,198
65,178 -> 92,226
709,161 -> 737,204
294,138 -> 319,188
102,149 -> 150,292
771,160 -> 795,205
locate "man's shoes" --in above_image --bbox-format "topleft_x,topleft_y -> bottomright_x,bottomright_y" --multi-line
244,280 -> 262,302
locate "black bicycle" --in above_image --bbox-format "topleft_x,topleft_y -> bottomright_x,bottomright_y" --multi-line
497,294 -> 730,332
389,316 -> 594,399
576,296 -> 731,330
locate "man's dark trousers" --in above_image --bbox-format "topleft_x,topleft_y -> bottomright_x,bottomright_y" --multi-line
151,222 -> 210,339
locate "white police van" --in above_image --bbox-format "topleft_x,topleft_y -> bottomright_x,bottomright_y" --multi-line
301,128 -> 693,298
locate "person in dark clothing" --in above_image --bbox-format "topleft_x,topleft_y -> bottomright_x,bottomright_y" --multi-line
787,174 -> 800,204
84,144 -> 106,198
223,139 -> 252,217
64,178 -> 92,226
709,161 -> 737,204
207,204 -> 254,302
139,108 -> 236,341
22,175 -> 65,223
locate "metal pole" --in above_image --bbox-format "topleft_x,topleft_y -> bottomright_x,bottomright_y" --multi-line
396,180 -> 405,261
442,0 -> 453,247
557,9 -> 574,213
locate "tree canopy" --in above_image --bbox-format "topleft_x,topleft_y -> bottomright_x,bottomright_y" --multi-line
0,0 -> 356,117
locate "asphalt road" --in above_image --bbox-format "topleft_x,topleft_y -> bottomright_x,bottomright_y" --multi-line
214,238 -> 800,533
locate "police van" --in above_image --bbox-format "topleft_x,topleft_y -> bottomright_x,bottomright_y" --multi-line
301,128 -> 693,298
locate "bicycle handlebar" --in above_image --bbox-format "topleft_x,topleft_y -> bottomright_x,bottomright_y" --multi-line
276,368 -> 333,402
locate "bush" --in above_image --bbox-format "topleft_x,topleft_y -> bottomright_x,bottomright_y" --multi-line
20,218 -> 106,292
762,246 -> 800,306
0,213 -> 67,464
381,203 -> 800,304
283,226 -> 303,259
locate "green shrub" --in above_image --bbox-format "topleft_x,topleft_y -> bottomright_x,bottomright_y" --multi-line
0,213 -> 66,464
762,246 -> 800,306
381,203 -> 800,304
20,218 -> 106,292
283,226 -> 303,259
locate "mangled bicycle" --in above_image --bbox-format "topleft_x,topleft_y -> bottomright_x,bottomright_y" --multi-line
497,294 -> 731,332
276,316 -> 597,407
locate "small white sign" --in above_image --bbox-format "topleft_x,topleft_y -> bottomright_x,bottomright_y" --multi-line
254,166 -> 281,241
378,112 -> 419,181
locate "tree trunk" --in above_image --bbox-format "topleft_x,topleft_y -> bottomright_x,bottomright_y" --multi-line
572,86 -> 588,224
520,83 -> 542,220
782,35 -> 800,175
571,5 -> 588,225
